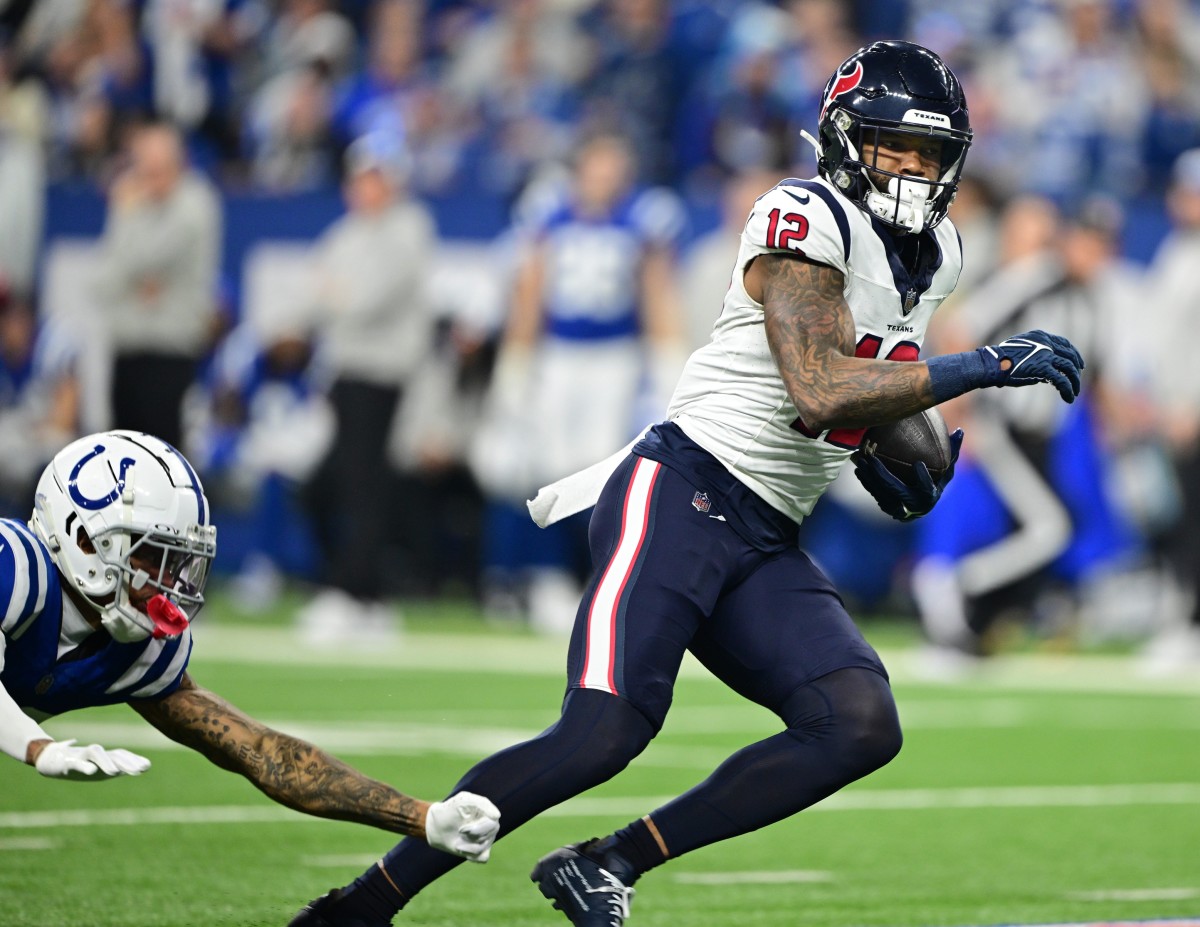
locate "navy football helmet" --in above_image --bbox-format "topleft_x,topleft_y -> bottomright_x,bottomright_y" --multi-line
814,41 -> 972,233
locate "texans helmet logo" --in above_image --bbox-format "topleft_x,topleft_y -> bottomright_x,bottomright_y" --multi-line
821,61 -> 864,120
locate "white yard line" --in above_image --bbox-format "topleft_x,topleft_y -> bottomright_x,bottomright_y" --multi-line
186,626 -> 1200,696
1065,890 -> 1200,902
0,837 -> 58,850
0,806 -> 295,829
33,719 -> 738,769
39,689 -> 1200,772
671,870 -> 834,884
3,783 -> 1198,830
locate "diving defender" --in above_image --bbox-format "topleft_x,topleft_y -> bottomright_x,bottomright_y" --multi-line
0,431 -> 500,869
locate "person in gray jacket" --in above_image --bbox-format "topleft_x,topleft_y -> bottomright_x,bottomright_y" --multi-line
298,134 -> 438,639
97,121 -> 222,448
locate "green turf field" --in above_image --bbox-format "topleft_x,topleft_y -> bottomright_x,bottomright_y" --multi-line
2,595 -> 1197,927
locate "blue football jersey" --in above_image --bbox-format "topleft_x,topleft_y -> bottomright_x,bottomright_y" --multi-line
536,187 -> 685,341
0,519 -> 192,719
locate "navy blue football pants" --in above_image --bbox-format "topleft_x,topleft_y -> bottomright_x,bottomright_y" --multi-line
369,454 -> 901,904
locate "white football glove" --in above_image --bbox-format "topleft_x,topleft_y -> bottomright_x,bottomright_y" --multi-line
34,739 -> 151,781
424,791 -> 501,863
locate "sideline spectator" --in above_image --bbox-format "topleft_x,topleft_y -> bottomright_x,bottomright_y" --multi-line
331,0 -> 465,194
581,0 -> 688,185
695,4 -> 795,181
141,0 -> 263,171
97,120 -> 222,449
245,60 -> 339,192
0,111 -> 45,295
243,0 -> 355,192
14,0 -> 143,183
442,0 -> 589,202
1138,147 -> 1200,671
297,133 -> 437,641
1131,0 -> 1200,194
259,0 -> 355,85
972,0 -> 1146,203
472,130 -> 686,632
911,196 -> 1143,666
185,318 -> 333,610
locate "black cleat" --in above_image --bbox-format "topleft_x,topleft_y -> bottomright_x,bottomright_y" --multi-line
530,839 -> 637,926
287,889 -> 392,927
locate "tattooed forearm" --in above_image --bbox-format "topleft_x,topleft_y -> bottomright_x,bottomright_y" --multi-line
131,678 -> 428,837
760,253 -> 936,430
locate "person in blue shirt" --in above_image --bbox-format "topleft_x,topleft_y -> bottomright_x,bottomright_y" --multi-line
0,430 -> 499,862
475,129 -> 687,632
186,320 -> 333,607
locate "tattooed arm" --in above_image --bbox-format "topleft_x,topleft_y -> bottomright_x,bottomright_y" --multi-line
748,252 -> 937,432
130,674 -> 428,837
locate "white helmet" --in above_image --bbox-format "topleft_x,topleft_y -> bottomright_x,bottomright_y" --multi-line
30,431 -> 217,642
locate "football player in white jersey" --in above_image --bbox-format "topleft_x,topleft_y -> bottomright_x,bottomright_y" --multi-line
289,41 -> 1084,927
0,432 -> 500,868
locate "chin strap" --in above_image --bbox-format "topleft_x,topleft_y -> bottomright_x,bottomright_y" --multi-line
99,600 -> 154,643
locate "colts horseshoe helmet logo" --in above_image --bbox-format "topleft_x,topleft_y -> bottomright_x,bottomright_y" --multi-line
821,61 -> 864,120
68,445 -> 137,510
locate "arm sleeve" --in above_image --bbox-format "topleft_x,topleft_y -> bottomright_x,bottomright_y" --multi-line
0,635 -> 51,764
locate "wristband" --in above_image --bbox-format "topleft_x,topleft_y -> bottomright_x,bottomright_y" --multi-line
926,351 -> 993,404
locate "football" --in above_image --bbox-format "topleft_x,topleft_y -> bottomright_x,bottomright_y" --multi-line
856,407 -> 954,485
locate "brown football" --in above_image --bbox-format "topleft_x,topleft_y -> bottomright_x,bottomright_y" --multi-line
855,407 -> 954,485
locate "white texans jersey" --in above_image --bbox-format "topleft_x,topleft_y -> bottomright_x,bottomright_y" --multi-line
668,175 -> 963,524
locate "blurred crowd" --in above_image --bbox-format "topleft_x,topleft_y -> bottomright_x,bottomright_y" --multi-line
2,0 -> 1200,669
4,0 -> 1200,204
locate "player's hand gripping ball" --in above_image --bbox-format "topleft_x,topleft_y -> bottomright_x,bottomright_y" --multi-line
852,407 -> 962,522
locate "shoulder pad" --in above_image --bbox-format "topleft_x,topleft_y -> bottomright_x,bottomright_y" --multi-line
744,180 -> 852,273
0,519 -> 55,640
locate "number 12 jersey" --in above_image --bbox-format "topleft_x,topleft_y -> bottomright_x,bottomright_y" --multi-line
668,175 -> 963,525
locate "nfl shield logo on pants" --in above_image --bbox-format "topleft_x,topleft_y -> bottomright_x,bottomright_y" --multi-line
692,491 -> 711,513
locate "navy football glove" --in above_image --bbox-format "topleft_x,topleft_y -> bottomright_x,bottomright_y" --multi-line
978,330 -> 1085,403
853,428 -> 963,522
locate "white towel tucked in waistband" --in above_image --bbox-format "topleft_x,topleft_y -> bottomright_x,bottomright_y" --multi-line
526,429 -> 648,527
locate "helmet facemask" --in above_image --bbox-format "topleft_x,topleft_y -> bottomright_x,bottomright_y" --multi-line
822,108 -> 971,233
83,523 -> 216,642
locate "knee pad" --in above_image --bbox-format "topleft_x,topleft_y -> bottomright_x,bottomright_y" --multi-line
550,688 -> 657,779
783,667 -> 903,775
